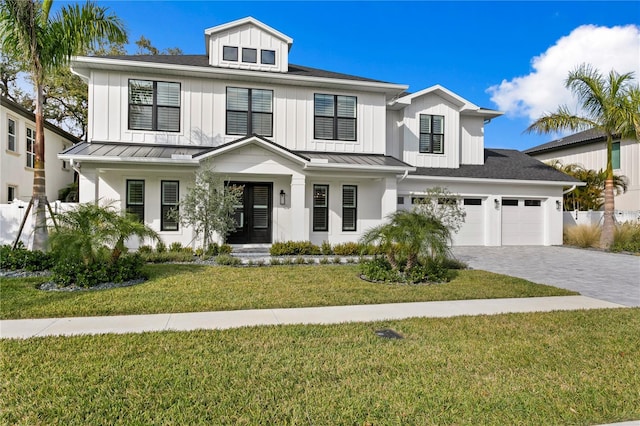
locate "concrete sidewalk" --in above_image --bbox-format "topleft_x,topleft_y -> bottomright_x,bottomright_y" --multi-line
0,295 -> 624,339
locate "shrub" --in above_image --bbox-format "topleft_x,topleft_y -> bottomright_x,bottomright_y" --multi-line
219,244 -> 233,255
169,242 -> 183,252
332,242 -> 361,256
155,240 -> 167,253
139,251 -> 195,263
319,257 -> 330,265
359,256 -> 454,284
215,254 -> 241,266
0,244 -> 54,271
51,254 -> 146,288
612,222 -> 640,253
137,245 -> 153,254
321,241 -> 333,255
270,241 -> 321,256
440,257 -> 468,270
564,224 -> 601,248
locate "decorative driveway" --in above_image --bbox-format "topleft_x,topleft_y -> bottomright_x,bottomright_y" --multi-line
452,246 -> 640,307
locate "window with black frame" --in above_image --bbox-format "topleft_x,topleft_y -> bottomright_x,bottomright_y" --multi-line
313,185 -> 329,231
419,114 -> 444,154
314,94 -> 357,141
226,87 -> 273,137
129,79 -> 181,132
342,185 -> 357,231
126,180 -> 145,222
161,181 -> 179,231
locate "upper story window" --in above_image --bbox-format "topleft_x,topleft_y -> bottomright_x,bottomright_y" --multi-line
261,50 -> 275,65
26,127 -> 35,168
223,46 -> 238,61
419,114 -> 444,154
314,94 -> 357,141
7,118 -> 16,152
612,141 -> 621,169
226,87 -> 273,137
129,79 -> 181,132
242,48 -> 257,63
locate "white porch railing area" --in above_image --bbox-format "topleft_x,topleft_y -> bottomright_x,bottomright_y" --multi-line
0,200 -> 75,249
563,210 -> 640,227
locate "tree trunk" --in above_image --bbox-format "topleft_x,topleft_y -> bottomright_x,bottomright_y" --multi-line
32,81 -> 48,251
600,136 -> 615,248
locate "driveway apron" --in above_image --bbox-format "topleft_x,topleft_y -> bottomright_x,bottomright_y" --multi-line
452,246 -> 640,307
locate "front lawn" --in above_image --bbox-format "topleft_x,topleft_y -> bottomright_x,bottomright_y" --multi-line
0,264 -> 576,319
2,308 -> 638,425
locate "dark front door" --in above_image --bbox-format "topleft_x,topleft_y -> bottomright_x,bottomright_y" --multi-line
227,182 -> 272,244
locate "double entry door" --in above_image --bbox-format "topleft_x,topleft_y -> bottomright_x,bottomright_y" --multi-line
226,182 -> 272,244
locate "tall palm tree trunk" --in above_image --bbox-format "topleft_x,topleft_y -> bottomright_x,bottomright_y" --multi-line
32,81 -> 48,251
600,136 -> 616,248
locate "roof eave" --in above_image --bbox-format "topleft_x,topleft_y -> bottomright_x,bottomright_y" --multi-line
404,174 -> 584,187
57,154 -> 200,166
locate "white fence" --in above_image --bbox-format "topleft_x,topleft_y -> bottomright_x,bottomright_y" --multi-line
563,210 -> 640,228
0,201 -> 75,249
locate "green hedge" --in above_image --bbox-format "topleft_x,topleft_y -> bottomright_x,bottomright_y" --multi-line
0,244 -> 54,271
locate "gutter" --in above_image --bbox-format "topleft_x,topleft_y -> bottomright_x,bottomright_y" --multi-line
563,185 -> 577,195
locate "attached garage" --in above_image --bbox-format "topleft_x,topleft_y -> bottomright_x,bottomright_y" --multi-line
452,198 -> 485,246
501,199 -> 544,245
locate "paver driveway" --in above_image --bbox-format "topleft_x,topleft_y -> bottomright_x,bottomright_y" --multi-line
452,246 -> 640,307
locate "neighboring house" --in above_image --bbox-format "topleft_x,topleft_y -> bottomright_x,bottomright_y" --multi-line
62,17 -> 578,248
1,96 -> 79,203
525,129 -> 639,212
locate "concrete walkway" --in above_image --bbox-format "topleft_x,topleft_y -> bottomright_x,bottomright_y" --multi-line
453,246 -> 640,307
0,295 -> 624,339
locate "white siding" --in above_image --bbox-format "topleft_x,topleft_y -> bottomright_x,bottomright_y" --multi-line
88,70 -> 388,155
460,116 -> 484,165
401,93 -> 460,168
531,139 -> 639,211
1,103 -> 75,203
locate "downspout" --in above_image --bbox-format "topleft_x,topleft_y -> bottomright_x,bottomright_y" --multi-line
70,159 -> 81,174
398,169 -> 409,182
562,185 -> 577,195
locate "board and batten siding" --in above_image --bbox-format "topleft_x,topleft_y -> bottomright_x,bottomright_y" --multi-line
531,139 -> 639,211
459,116 -> 484,165
401,94 -> 460,169
88,70 -> 388,155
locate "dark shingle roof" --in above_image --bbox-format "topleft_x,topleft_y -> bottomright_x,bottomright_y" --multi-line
524,129 -> 606,155
411,149 -> 580,183
96,55 -> 390,83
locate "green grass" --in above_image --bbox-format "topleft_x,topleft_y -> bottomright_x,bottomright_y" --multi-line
0,265 -> 575,319
2,308 -> 638,425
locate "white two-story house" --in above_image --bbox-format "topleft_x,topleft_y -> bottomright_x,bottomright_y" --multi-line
62,17 -> 578,248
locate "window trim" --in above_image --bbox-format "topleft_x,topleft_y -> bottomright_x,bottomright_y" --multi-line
161,180 -> 179,231
128,79 -> 181,133
126,179 -> 145,222
242,48 -> 257,63
225,87 -> 274,137
314,94 -> 357,141
25,127 -> 35,168
419,114 -> 445,154
223,45 -> 238,62
260,49 -> 276,65
342,185 -> 357,232
7,117 -> 16,152
313,184 -> 329,232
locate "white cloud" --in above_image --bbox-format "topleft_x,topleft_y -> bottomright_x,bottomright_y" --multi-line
487,25 -> 640,122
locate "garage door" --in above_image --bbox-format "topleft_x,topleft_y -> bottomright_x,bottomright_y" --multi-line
501,199 -> 544,245
452,198 -> 485,246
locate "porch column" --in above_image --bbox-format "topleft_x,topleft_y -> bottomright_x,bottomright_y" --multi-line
290,175 -> 306,240
381,176 -> 397,219
78,168 -> 98,203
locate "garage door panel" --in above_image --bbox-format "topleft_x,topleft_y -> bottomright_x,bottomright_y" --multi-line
452,199 -> 484,246
502,199 -> 543,245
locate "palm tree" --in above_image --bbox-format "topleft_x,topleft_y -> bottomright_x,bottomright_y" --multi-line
360,211 -> 451,272
526,64 -> 640,248
0,0 -> 126,251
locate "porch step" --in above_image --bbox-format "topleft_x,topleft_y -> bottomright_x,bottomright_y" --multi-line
230,244 -> 271,255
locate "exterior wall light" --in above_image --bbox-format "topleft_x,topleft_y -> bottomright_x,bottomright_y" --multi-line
556,200 -> 562,211
494,198 -> 500,209
280,189 -> 286,205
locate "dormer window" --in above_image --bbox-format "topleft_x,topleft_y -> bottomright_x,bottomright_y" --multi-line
242,48 -> 257,63
419,114 -> 444,154
261,50 -> 275,65
223,46 -> 238,61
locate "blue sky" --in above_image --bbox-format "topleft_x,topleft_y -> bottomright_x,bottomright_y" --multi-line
74,1 -> 640,151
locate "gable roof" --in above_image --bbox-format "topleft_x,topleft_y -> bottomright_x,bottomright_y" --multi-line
204,17 -> 293,53
410,149 -> 581,184
1,97 -> 81,143
524,129 -> 607,155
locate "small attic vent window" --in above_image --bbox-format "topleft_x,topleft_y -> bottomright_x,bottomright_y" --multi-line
242,48 -> 257,63
261,49 -> 275,65
223,46 -> 238,62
